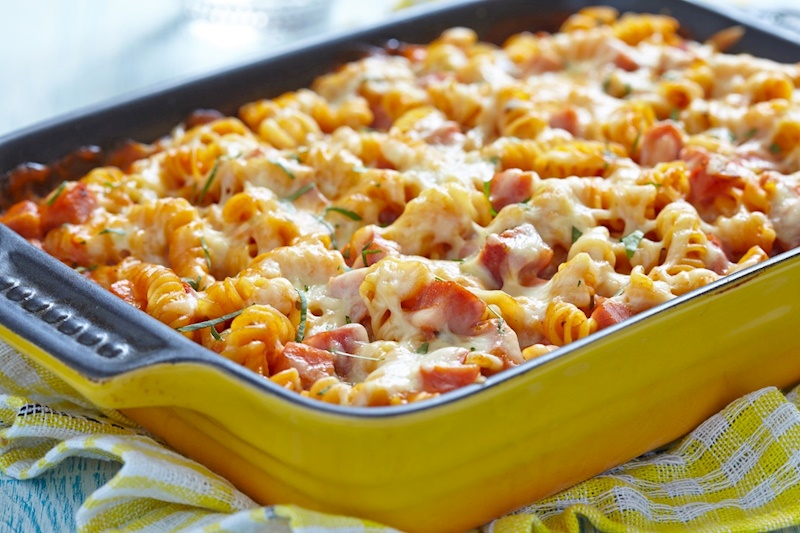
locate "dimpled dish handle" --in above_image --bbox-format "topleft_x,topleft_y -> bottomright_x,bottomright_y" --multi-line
0,223 -> 211,381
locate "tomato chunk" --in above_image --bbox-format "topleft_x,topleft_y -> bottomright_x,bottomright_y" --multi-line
0,200 -> 42,239
41,182 -> 97,233
420,364 -> 480,393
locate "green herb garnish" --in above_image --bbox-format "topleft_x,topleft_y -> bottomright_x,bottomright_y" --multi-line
416,342 -> 429,354
283,183 -> 315,202
744,128 -> 758,140
98,228 -> 126,236
571,226 -> 582,244
75,265 -> 98,273
487,306 -> 505,333
769,142 -> 782,154
182,276 -> 202,291
622,83 -> 632,97
361,242 -> 381,266
621,230 -> 644,259
325,206 -> 362,221
631,128 -> 642,155
210,324 -> 223,341
176,308 -> 246,333
483,179 -> 497,216
47,182 -> 67,206
198,158 -> 221,204
345,315 -> 352,324
295,288 -> 308,342
669,109 -> 680,121
268,159 -> 296,180
200,237 -> 212,270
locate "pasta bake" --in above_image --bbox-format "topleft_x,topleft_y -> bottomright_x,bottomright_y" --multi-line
3,7 -> 800,406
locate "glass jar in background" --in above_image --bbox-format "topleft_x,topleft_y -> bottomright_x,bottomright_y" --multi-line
183,0 -> 335,35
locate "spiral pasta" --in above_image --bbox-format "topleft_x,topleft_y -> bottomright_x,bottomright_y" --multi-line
4,9 -> 800,406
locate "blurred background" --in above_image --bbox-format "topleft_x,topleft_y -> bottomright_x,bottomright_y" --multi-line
0,0 -> 798,139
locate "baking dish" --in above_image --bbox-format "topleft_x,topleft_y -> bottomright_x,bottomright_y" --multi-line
2,1 -> 800,531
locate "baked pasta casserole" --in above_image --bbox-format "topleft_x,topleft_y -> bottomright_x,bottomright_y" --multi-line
3,8 -> 800,406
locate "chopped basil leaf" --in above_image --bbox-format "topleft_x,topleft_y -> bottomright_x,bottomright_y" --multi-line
345,315 -> 352,324
416,342 -> 429,354
267,159 -> 296,180
361,242 -> 381,266
769,142 -> 782,154
210,323 -> 223,341
571,226 -> 582,244
200,237 -> 212,270
198,158 -> 221,203
283,183 -> 315,202
622,83 -> 632,97
47,182 -> 67,206
669,109 -> 680,121
483,179 -> 497,216
325,206 -> 362,221
631,128 -> 642,154
295,288 -> 308,342
621,230 -> 644,259
98,228 -> 126,236
182,276 -> 202,291
176,308 -> 246,333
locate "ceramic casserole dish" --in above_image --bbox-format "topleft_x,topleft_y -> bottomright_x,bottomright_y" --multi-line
1,1 -> 800,531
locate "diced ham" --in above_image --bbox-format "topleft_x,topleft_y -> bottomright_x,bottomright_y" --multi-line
489,169 -> 534,211
304,323 -> 369,354
639,122 -> 684,166
423,121 -> 462,145
682,147 -> 746,207
272,342 -> 335,388
304,323 -> 370,381
343,227 -> 401,268
419,363 -> 480,393
478,223 -> 553,288
328,268 -> 369,322
0,200 -> 42,239
40,182 -> 97,233
548,108 -> 579,136
402,280 -> 486,335
613,50 -> 639,71
590,299 -> 634,330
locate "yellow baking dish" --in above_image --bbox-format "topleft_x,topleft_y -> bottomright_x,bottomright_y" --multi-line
2,1 -> 800,531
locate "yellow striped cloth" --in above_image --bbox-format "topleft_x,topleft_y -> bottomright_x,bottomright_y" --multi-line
2,339 -> 800,532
